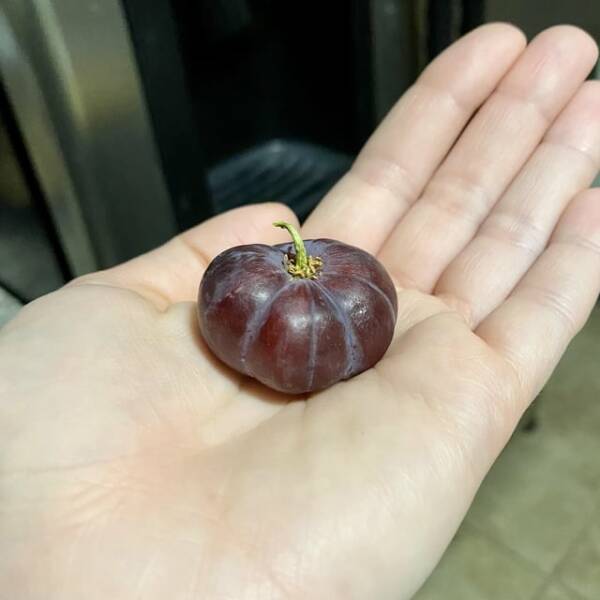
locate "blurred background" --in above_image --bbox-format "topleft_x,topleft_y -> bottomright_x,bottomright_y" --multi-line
1,0 -> 599,309
0,2 -> 599,598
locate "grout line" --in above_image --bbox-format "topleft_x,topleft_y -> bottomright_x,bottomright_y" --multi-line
563,585 -> 592,600
464,451 -> 600,584
546,500 -> 600,600
447,519 -> 592,600
469,518 -> 600,592
530,575 -> 589,600
466,519 -> 551,575
531,577 -> 552,600
462,520 -> 550,577
468,504 -> 598,600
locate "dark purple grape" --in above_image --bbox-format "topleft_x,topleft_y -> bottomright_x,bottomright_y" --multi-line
197,222 -> 397,394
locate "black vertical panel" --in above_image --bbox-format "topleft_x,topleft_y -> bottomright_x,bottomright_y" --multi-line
174,0 -> 366,166
427,0 -> 455,59
461,0 -> 485,34
351,0 -> 376,142
120,0 -> 214,230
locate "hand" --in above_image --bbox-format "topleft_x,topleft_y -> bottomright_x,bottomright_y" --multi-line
2,24 -> 599,600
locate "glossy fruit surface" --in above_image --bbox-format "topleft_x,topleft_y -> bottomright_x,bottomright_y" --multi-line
197,223 -> 397,394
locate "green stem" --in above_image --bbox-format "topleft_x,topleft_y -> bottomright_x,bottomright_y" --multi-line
273,221 -> 308,271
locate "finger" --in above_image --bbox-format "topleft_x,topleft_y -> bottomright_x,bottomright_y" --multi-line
70,203 -> 300,309
302,23 -> 526,252
477,188 -> 600,402
379,26 -> 599,290
435,79 -> 600,327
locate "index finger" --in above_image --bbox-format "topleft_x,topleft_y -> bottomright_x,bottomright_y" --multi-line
302,23 -> 526,253
69,203 -> 300,309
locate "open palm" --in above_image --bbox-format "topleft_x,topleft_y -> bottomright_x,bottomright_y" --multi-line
2,24 -> 600,600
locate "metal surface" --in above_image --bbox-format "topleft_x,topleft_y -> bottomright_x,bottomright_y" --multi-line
0,283 -> 21,328
122,0 -> 214,230
208,139 -> 352,221
0,81 -> 72,290
0,0 -> 178,273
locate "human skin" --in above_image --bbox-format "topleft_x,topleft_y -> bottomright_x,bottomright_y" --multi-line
1,23 -> 600,600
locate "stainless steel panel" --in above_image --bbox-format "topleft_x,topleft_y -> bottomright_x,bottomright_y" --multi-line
0,284 -> 21,327
0,0 -> 178,274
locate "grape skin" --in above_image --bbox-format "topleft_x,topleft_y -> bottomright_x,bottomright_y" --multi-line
198,239 -> 398,395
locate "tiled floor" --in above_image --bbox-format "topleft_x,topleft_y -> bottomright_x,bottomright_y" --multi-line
415,307 -> 600,600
